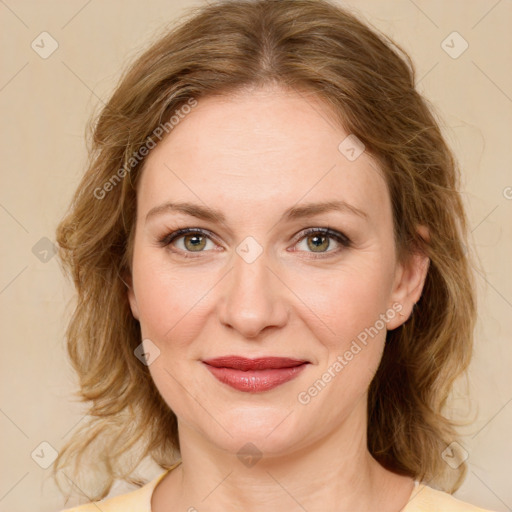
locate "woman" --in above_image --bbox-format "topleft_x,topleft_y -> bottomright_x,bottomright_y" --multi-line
55,0 -> 495,510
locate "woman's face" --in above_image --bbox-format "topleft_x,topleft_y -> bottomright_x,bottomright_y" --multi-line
127,86 -> 427,458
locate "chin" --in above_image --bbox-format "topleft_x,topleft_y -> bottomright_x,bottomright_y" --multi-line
198,404 -> 310,458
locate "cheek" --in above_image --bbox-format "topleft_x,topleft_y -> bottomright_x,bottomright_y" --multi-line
289,253 -> 393,402
132,250 -> 215,348
132,254 -> 214,419
295,267 -> 389,415
132,236 -> 395,355
290,254 -> 394,348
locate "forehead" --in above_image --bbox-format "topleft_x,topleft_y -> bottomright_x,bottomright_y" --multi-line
137,86 -> 390,227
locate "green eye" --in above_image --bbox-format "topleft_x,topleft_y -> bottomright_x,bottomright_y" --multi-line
294,228 -> 351,256
158,227 -> 351,259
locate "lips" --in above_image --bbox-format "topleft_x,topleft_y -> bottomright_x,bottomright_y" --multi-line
202,356 -> 309,392
203,356 -> 307,370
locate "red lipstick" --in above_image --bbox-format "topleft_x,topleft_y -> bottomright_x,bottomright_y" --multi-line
202,356 -> 308,392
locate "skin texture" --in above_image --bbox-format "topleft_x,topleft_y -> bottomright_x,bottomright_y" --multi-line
126,85 -> 430,512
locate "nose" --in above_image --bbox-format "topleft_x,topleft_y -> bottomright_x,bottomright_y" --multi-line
217,248 -> 290,339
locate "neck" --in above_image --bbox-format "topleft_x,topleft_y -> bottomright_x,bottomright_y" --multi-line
153,397 -> 414,512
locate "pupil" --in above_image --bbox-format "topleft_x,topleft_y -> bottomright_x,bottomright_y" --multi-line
186,234 -> 204,251
309,234 -> 328,252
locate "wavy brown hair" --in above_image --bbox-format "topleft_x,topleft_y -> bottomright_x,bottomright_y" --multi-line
53,0 -> 481,502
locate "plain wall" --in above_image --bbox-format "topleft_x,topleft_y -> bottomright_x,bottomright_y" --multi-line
0,1 -> 511,511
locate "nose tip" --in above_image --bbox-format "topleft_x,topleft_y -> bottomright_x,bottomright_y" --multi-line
217,253 -> 289,339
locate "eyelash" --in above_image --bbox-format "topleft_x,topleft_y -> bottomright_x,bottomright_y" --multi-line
157,227 -> 352,259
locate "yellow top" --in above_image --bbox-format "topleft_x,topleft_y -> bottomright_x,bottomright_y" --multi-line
60,460 -> 496,512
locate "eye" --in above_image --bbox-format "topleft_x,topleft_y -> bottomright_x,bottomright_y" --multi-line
293,227 -> 351,258
158,228 -> 217,258
157,226 -> 352,259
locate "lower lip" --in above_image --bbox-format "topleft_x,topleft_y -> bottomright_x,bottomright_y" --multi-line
203,363 -> 308,392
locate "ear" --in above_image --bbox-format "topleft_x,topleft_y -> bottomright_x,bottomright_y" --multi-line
124,271 -> 140,321
386,225 -> 430,330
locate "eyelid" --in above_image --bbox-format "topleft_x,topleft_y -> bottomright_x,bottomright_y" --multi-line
158,227 -> 220,247
288,227 -> 351,258
158,226 -> 351,258
290,226 -> 350,245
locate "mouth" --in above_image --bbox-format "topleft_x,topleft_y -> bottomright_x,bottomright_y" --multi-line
202,356 -> 310,392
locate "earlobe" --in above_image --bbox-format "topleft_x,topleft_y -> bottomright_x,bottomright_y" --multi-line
387,225 -> 430,330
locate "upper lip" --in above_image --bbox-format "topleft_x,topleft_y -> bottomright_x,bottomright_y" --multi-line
203,356 -> 309,371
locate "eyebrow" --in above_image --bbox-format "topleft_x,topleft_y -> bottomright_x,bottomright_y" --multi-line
145,200 -> 369,224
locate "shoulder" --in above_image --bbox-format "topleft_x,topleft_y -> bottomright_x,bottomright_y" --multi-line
58,469 -> 170,512
404,483 -> 497,512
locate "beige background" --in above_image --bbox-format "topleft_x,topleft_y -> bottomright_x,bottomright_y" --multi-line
0,1 -> 511,511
